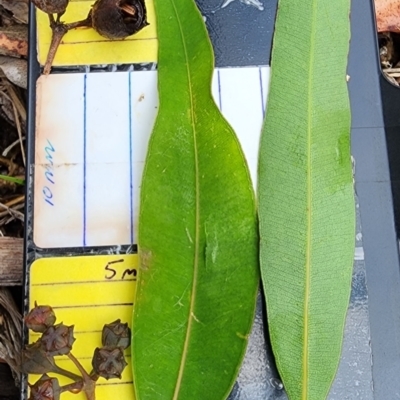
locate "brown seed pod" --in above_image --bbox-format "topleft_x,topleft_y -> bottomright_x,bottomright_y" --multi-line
102,319 -> 131,349
92,346 -> 127,380
31,0 -> 69,16
28,374 -> 61,400
40,323 -> 76,356
24,302 -> 56,333
90,0 -> 149,40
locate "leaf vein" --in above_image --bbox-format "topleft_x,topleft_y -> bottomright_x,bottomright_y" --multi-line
168,1 -> 200,399
303,2 -> 318,399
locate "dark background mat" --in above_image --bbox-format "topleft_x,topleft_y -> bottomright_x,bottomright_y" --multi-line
196,0 -> 277,67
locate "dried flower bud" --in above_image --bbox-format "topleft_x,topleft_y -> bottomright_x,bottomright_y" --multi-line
92,346 -> 127,380
41,323 -> 75,356
25,303 -> 56,333
21,342 -> 57,375
102,320 -> 131,349
28,374 -> 60,400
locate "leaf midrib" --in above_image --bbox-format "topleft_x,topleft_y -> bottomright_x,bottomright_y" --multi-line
302,2 -> 317,399
168,0 -> 200,399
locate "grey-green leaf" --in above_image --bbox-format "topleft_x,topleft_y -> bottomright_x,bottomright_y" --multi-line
131,0 -> 259,399
258,1 -> 355,399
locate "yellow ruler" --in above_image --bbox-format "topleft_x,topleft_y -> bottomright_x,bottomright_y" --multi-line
29,255 -> 138,400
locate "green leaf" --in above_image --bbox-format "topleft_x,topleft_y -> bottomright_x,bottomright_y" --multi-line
131,0 -> 259,399
258,1 -> 355,399
0,174 -> 24,185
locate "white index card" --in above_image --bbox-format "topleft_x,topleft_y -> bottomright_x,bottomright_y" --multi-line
215,67 -> 270,186
34,74 -> 86,248
84,73 -> 133,247
34,71 -> 158,248
34,67 -> 269,248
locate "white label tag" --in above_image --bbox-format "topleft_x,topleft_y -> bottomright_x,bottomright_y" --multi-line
34,67 -> 269,248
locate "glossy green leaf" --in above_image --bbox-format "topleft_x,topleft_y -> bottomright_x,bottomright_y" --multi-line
258,1 -> 354,399
131,0 -> 259,399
